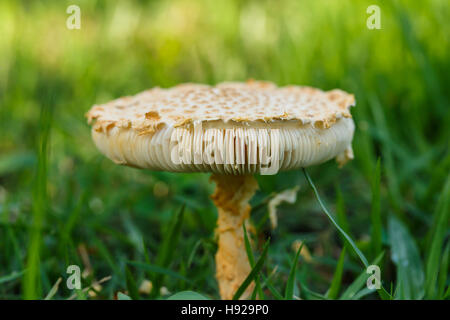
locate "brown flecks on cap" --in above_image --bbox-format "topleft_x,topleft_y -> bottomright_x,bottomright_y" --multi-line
145,111 -> 161,121
86,81 -> 355,135
314,120 -> 329,129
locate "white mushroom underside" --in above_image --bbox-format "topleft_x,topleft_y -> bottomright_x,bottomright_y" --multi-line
91,118 -> 355,175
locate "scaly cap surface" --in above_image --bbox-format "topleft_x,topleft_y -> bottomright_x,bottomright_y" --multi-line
86,80 -> 356,174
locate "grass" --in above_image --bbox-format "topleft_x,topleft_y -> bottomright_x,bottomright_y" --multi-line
0,0 -> 448,300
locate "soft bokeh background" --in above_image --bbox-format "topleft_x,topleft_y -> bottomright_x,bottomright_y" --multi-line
0,0 -> 448,299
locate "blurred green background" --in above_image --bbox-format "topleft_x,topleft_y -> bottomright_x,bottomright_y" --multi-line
0,0 -> 448,300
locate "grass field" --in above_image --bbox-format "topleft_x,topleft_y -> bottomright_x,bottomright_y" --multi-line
0,0 -> 449,300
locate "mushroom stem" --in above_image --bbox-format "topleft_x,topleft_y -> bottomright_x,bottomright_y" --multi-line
210,174 -> 259,300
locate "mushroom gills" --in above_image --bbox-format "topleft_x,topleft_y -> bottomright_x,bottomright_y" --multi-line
91,117 -> 354,175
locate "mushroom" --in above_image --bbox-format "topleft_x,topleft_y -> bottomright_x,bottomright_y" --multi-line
86,80 -> 355,300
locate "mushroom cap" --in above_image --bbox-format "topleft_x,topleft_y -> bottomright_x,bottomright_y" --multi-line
86,80 -> 356,175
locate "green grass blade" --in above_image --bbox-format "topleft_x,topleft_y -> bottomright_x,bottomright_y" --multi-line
157,205 -> 185,267
340,253 -> 384,300
336,185 -> 351,244
125,266 -> 140,300
340,269 -> 370,300
305,170 -> 395,299
424,176 -> 450,299
303,169 -> 369,268
23,98 -> 53,300
44,278 -> 62,300
352,287 -> 375,300
260,274 -> 283,300
242,223 -> 264,299
284,242 -> 303,300
444,286 -> 450,299
326,247 -> 346,299
117,292 -> 132,300
152,205 -> 185,297
368,94 -> 402,211
142,238 -> 153,281
438,242 -> 449,299
0,151 -> 35,176
167,291 -> 210,300
301,283 -> 329,300
187,239 -> 203,269
93,238 -> 121,277
388,216 -> 425,299
378,284 -> 393,301
370,159 -> 382,260
233,238 -> 270,300
0,270 -> 25,285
